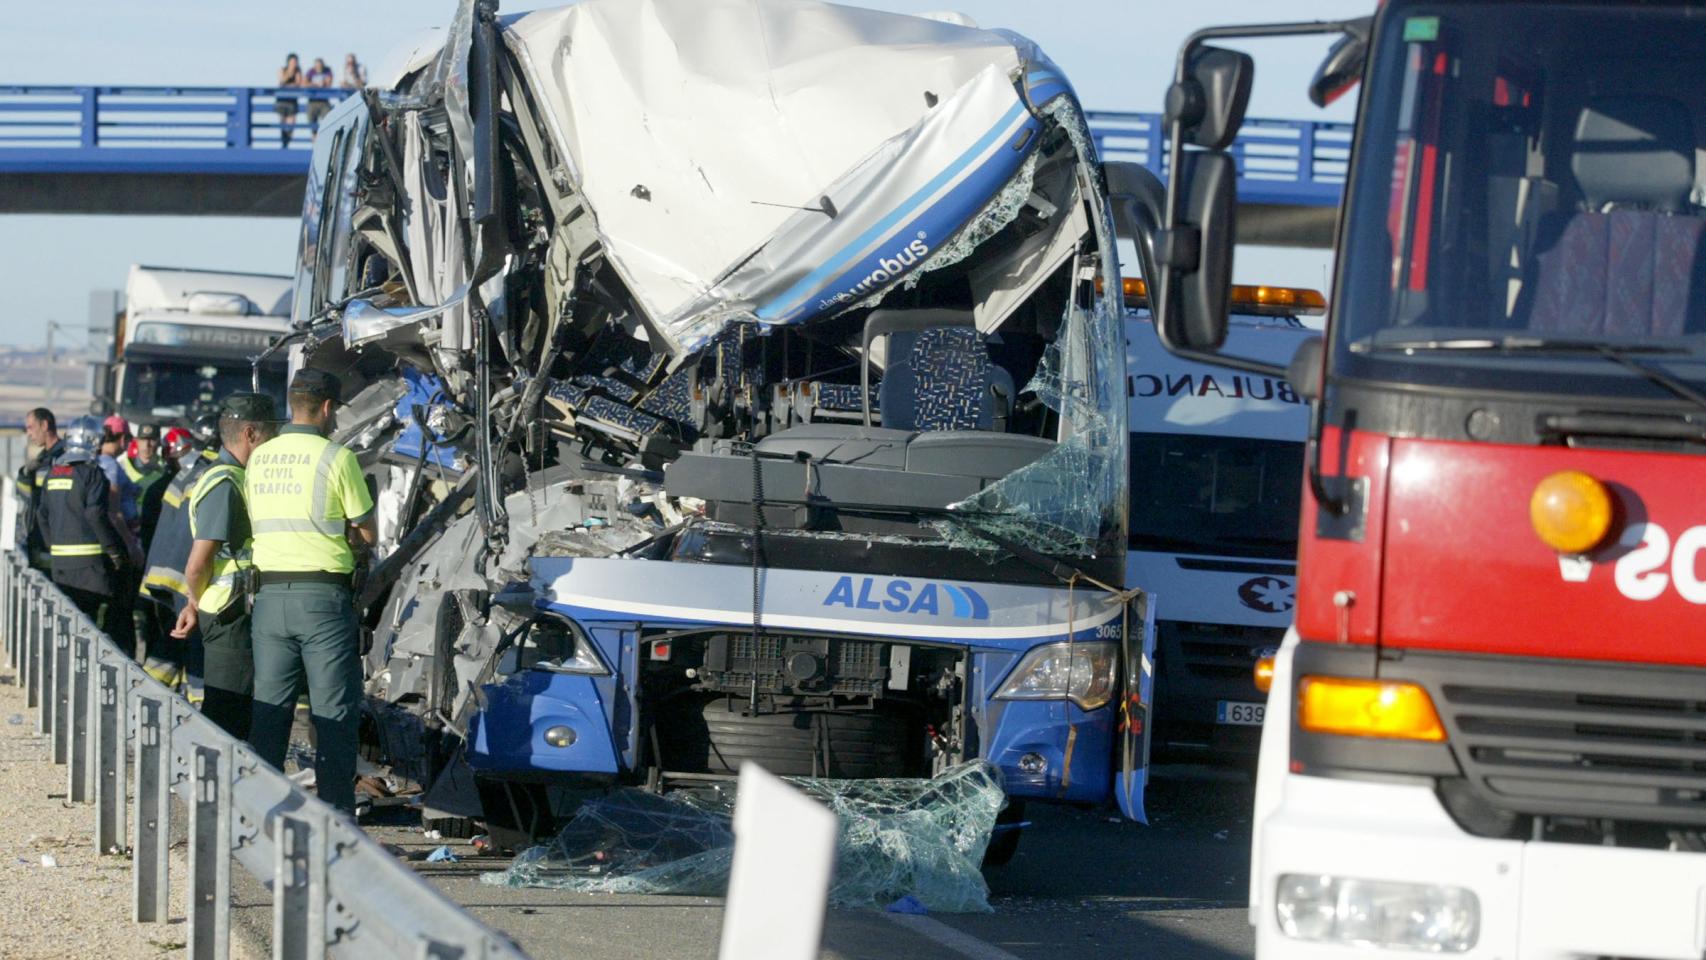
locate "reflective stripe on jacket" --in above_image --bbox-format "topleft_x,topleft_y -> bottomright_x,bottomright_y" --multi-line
187,463 -> 249,616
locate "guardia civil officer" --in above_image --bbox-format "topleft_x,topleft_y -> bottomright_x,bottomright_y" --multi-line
247,370 -> 375,813
36,417 -> 136,653
172,394 -> 278,740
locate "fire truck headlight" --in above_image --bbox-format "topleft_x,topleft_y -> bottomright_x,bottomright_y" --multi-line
1298,676 -> 1445,741
1275,874 -> 1479,953
1529,469 -> 1613,554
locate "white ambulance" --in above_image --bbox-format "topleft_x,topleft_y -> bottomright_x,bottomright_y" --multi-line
1123,281 -> 1320,760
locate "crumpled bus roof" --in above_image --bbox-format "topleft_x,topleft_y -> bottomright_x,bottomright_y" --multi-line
504,0 -> 1073,356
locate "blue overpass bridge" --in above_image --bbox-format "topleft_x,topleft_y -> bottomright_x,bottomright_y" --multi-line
0,86 -> 1349,245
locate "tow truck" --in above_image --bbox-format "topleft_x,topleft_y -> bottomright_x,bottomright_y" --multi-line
1132,4 -> 1706,956
109,266 -> 292,426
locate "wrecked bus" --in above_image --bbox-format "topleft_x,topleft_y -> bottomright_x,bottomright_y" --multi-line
287,0 -> 1153,852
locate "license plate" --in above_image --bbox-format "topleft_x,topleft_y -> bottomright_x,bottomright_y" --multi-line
1217,700 -> 1265,726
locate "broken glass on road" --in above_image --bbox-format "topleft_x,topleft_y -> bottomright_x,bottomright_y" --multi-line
481,761 -> 1006,913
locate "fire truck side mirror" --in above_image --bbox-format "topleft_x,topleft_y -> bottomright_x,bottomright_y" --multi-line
1166,46 -> 1255,149
1154,152 -> 1235,352
1309,18 -> 1373,109
1286,336 -> 1325,402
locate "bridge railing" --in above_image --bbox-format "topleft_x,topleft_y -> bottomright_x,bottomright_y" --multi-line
0,86 -> 355,174
0,88 -> 1349,206
1086,109 -> 1352,207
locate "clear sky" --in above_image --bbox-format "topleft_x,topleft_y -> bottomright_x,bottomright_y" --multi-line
0,0 -> 1369,347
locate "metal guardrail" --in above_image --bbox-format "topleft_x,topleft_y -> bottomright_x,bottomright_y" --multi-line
0,88 -> 1348,207
1,548 -> 528,960
0,86 -> 355,175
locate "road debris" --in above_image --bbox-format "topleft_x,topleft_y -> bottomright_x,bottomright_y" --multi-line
481,761 -> 1006,913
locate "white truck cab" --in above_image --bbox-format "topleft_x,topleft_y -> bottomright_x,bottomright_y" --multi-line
1123,284 -> 1320,759
115,266 -> 294,426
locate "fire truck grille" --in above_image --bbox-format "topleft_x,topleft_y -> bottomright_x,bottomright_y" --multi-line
1438,679 -> 1706,825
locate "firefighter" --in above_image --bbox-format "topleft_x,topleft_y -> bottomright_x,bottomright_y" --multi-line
17,407 -> 63,572
247,370 -> 375,813
36,417 -> 139,654
171,394 -> 278,740
137,417 -> 224,686
123,423 -> 174,548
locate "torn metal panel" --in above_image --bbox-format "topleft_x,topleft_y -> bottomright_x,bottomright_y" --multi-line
505,0 -> 1050,356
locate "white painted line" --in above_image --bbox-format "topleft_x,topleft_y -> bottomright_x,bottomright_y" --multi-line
883,913 -> 1027,960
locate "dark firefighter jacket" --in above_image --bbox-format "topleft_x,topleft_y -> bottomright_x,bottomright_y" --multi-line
36,458 -> 127,597
17,439 -> 64,564
140,449 -> 217,611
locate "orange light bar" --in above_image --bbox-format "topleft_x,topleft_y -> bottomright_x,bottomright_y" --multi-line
1095,277 -> 1326,316
1297,676 -> 1446,742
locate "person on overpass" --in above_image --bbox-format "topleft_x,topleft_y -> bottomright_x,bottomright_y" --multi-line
18,407 -> 63,572
247,370 -> 376,813
37,417 -> 137,654
277,54 -> 305,148
173,394 -> 279,740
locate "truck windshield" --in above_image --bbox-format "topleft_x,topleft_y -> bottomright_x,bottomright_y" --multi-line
1128,433 -> 1302,560
120,361 -> 286,420
1334,3 -> 1706,400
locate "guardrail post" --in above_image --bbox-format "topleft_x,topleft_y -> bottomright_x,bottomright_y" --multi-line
68,631 -> 90,800
189,743 -> 232,960
274,813 -> 327,960
95,656 -> 124,853
52,612 -> 71,764
3,559 -> 14,668
29,585 -> 45,716
134,694 -> 171,923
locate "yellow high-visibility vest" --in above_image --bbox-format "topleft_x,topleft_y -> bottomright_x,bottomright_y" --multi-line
187,463 -> 249,616
246,430 -> 369,574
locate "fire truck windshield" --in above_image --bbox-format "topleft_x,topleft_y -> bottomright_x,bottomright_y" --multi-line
1333,3 -> 1706,403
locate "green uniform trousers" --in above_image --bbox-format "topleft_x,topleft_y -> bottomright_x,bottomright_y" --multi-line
248,582 -> 362,813
200,608 -> 253,742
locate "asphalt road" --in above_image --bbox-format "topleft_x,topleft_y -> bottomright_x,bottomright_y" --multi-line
233,765 -> 1256,960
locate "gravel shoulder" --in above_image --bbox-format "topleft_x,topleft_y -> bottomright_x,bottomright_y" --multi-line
0,666 -> 261,960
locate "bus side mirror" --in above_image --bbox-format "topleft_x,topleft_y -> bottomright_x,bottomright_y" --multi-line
1286,336 -> 1325,401
1103,161 -> 1168,294
1309,18 -> 1372,108
1166,46 -> 1254,149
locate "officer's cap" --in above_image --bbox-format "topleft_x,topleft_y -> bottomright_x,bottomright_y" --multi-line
220,392 -> 281,423
134,422 -> 161,441
288,369 -> 343,405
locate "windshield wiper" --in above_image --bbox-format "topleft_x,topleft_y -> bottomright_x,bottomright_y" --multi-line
1350,335 -> 1689,355
1351,336 -> 1706,414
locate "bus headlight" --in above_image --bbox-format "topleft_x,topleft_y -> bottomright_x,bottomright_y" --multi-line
1276,874 -> 1479,953
994,642 -> 1118,710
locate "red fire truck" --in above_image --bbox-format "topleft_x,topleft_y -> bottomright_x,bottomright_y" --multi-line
1120,3 -> 1706,957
